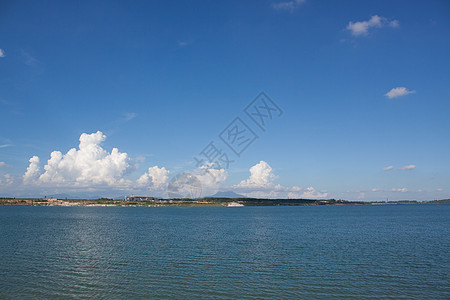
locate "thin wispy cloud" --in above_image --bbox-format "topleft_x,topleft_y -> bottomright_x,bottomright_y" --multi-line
385,87 -> 416,99
398,165 -> 416,170
272,0 -> 305,11
346,15 -> 399,36
0,48 -> 5,58
383,166 -> 394,171
0,162 -> 11,168
349,188 -> 410,194
21,50 -> 41,67
1,98 -> 13,106
389,20 -> 400,28
134,156 -> 146,163
177,41 -> 191,47
123,112 -> 137,122
0,144 -> 12,148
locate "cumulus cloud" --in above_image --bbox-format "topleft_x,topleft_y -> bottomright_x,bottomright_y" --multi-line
195,164 -> 227,188
1,174 -> 14,185
287,192 -> 299,198
0,49 -> 5,58
392,188 -> 408,192
137,166 -> 169,189
299,186 -> 328,199
24,131 -> 133,187
284,187 -> 328,199
347,15 -> 399,36
233,161 -> 327,199
237,161 -> 277,188
23,156 -> 41,183
383,166 -> 394,171
398,165 -> 416,170
180,163 -> 229,197
385,87 -> 416,99
272,0 -> 305,11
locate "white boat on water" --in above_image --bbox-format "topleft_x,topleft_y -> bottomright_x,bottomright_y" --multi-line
227,202 -> 244,207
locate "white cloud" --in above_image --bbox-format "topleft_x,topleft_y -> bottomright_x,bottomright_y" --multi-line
195,164 -> 227,188
392,188 -> 408,192
19,131 -> 229,197
178,41 -> 193,47
385,87 -> 416,99
0,144 -> 12,148
137,166 -> 169,190
272,0 -> 305,11
0,162 -> 10,168
24,131 -> 133,187
389,20 -> 400,28
287,192 -> 300,198
187,164 -> 228,197
0,49 -> 5,58
299,186 -> 328,199
398,164 -> 416,170
233,161 -> 326,199
236,160 -> 277,188
383,166 -> 394,171
244,190 -> 281,198
123,112 -> 137,121
163,163 -> 228,198
1,174 -> 13,185
21,50 -> 40,67
23,156 -> 41,183
134,156 -> 146,163
347,15 -> 399,36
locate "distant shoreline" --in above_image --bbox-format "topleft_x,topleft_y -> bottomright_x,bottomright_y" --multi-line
1,197 -> 449,207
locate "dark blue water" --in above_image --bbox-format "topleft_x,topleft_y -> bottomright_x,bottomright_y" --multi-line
0,205 -> 448,299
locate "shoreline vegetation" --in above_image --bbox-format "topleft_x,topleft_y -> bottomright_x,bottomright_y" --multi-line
0,197 -> 449,207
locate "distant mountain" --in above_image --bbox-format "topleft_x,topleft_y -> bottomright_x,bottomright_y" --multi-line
209,191 -> 247,198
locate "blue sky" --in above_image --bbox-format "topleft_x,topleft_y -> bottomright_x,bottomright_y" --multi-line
0,0 -> 449,200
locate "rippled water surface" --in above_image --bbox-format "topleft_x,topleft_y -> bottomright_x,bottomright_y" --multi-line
0,205 -> 449,299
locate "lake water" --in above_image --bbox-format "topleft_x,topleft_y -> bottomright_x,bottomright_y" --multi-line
0,205 -> 448,299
